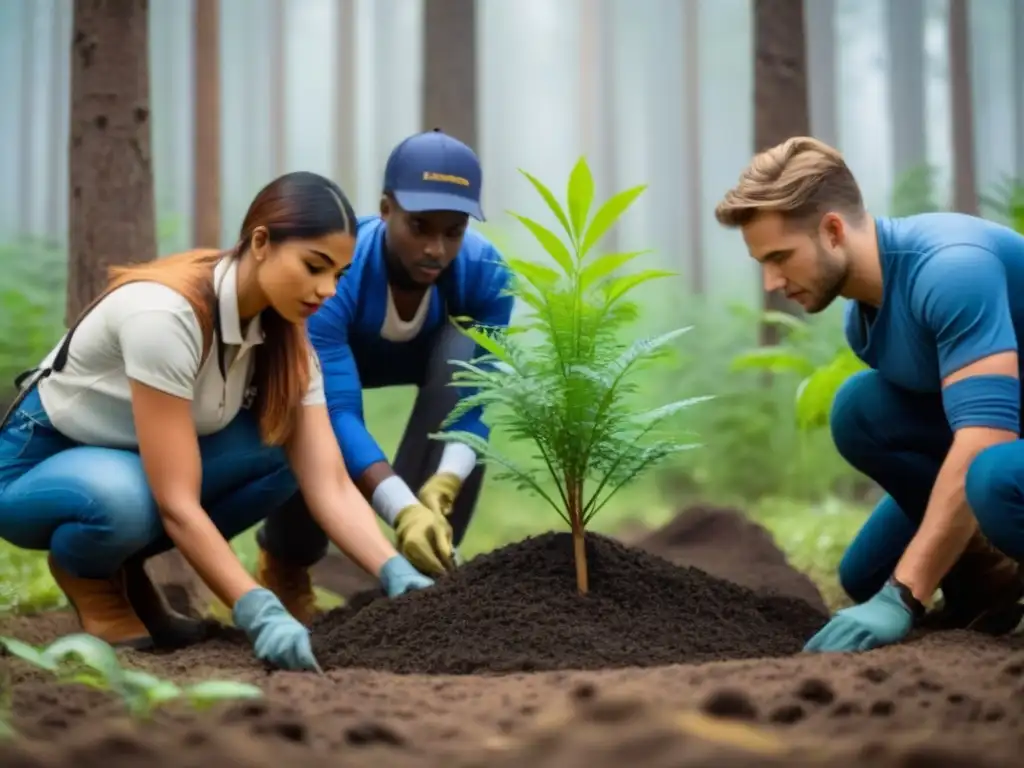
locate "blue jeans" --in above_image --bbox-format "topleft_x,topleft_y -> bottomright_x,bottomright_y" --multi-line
831,369 -> 1024,603
0,387 -> 298,579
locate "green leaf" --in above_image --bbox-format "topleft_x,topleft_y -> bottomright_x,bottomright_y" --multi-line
184,680 -> 263,710
519,170 -> 574,242
453,324 -> 515,367
506,257 -> 563,291
43,633 -> 123,688
580,185 -> 647,256
759,310 -> 810,336
509,214 -> 575,276
730,347 -> 817,376
604,269 -> 676,305
567,157 -> 595,242
795,349 -> 867,430
122,670 -> 182,710
0,636 -> 58,671
578,250 -> 649,291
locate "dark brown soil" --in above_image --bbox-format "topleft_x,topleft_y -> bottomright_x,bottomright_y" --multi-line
1,508 -> 1022,766
633,505 -> 829,613
2,612 -> 1024,767
309,531 -> 828,674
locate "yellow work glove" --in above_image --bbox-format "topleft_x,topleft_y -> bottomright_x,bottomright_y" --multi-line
417,472 -> 462,518
393,503 -> 455,577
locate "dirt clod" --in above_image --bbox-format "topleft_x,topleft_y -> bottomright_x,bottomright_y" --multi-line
796,678 -> 836,705
311,531 -> 827,674
701,688 -> 759,720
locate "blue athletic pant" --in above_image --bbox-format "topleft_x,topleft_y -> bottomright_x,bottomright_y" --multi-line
830,369 -> 1024,603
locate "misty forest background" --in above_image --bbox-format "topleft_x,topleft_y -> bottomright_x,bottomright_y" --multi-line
1,0 -> 1023,613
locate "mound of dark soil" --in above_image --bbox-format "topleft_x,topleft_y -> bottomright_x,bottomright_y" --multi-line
634,505 -> 828,613
310,531 -> 828,675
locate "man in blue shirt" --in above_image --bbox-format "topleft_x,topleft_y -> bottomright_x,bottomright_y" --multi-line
715,136 -> 1024,653
252,130 -> 513,623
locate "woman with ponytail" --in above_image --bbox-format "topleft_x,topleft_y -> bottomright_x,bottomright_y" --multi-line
0,172 -> 432,671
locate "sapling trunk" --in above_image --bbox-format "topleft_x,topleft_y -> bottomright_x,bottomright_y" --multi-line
567,481 -> 589,594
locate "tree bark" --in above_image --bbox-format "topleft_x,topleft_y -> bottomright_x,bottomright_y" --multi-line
683,1 -> 703,292
269,0 -> 286,178
887,0 -> 926,178
421,0 -> 477,149
192,0 -> 220,247
805,0 -> 837,146
333,0 -> 357,196
1015,0 -> 1024,182
948,0 -> 978,215
48,0 -> 72,248
19,2 -> 38,239
753,0 -> 810,345
67,0 -> 156,323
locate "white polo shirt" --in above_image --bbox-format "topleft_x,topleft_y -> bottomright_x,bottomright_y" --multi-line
36,256 -> 325,448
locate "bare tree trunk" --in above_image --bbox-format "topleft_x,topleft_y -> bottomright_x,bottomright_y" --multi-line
579,0 -> 619,254
48,0 -> 71,247
948,0 -> 978,215
683,1 -> 703,292
67,0 -> 156,323
887,0 -> 926,178
753,0 -> 810,345
805,0 -> 837,146
1013,0 -> 1024,181
269,0 -> 286,177
19,2 -> 38,239
421,0 -> 477,149
192,0 -> 220,247
333,0 -> 357,196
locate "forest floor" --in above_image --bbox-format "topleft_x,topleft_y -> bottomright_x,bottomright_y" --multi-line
1,505 -> 1022,768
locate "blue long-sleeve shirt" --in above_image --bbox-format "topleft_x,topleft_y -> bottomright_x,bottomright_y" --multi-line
307,215 -> 513,479
846,213 -> 1024,427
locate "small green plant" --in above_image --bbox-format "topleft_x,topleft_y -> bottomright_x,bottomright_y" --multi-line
0,633 -> 262,718
980,176 -> 1024,233
731,311 -> 867,431
431,157 -> 709,594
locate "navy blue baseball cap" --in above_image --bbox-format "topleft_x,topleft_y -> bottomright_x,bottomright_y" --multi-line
382,129 -> 485,221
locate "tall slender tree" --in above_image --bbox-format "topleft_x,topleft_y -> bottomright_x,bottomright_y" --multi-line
948,0 -> 978,215
421,0 -> 477,147
805,0 -> 837,146
683,1 -> 703,292
48,0 -> 72,247
269,0 -> 286,178
752,0 -> 810,345
19,1 -> 38,239
1015,0 -> 1024,182
67,0 -> 156,322
192,0 -> 220,247
333,0 -> 357,198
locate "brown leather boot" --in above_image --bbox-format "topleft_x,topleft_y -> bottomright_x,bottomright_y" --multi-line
255,549 -> 320,626
48,555 -> 153,650
919,532 -> 1024,636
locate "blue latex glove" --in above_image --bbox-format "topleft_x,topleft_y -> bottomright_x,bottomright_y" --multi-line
803,580 -> 915,653
379,555 -> 435,598
233,588 -> 321,672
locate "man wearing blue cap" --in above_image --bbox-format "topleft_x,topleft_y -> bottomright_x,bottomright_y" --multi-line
252,130 -> 513,622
